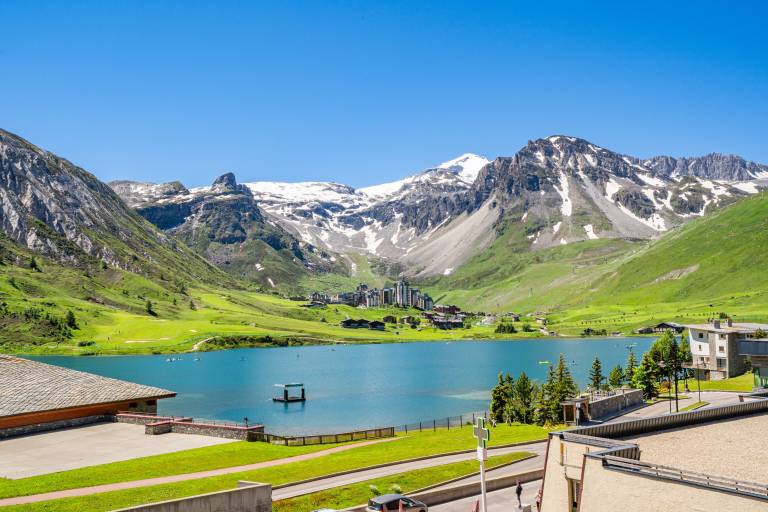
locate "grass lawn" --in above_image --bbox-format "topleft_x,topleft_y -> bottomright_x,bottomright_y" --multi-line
0,440 -> 341,500
273,452 -> 532,512
677,401 -> 709,412
676,372 -> 755,392
0,424 -> 550,511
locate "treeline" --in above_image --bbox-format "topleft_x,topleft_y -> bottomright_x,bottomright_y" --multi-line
630,330 -> 692,399
490,354 -> 579,426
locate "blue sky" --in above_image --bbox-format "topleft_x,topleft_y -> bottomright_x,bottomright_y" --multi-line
2,1 -> 767,188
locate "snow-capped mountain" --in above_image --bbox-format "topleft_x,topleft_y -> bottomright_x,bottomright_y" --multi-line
243,154 -> 490,258
109,139 -> 768,280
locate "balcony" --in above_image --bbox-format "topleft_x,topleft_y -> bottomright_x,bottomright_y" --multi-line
738,340 -> 768,356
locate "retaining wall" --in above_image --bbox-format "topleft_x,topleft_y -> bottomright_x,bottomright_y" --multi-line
588,389 -> 644,420
0,414 -> 112,439
113,481 -> 271,512
144,420 -> 265,440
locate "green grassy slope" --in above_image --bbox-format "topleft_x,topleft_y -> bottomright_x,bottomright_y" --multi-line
424,192 -> 768,334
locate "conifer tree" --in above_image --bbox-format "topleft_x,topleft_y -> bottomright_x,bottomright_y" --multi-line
625,347 -> 637,382
608,364 -> 624,388
589,357 -> 604,390
490,372 -> 508,423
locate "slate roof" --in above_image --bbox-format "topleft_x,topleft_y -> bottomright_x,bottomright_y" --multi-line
0,355 -> 176,417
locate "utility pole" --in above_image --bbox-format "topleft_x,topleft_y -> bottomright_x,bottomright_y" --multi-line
473,417 -> 491,512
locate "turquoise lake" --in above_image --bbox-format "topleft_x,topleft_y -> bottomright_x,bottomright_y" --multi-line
31,337 -> 653,434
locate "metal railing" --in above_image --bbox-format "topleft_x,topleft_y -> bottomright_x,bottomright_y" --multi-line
395,410 -> 489,434
601,455 -> 768,500
253,427 -> 395,446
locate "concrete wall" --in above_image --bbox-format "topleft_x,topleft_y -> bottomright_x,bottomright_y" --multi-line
539,436 -> 591,512
113,481 -> 271,512
578,456 -> 766,512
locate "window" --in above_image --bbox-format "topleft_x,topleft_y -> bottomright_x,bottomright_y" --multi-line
568,478 -> 581,512
718,346 -> 725,353
719,334 -> 727,340
699,344 -> 704,352
698,332 -> 704,339
717,358 -> 727,369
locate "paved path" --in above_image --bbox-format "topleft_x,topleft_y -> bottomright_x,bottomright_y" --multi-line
0,423 -> 235,480
605,391 -> 743,423
0,437 -> 398,506
271,442 -> 546,501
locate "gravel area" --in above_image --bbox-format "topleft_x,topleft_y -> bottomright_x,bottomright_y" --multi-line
625,412 -> 768,483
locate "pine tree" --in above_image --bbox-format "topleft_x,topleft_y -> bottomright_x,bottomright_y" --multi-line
30,256 -> 40,272
589,357 -> 604,390
608,364 -> 624,388
534,364 -> 557,426
145,300 -> 156,316
512,371 -> 536,424
625,347 -> 637,382
490,372 -> 508,423
65,310 -> 78,329
632,353 -> 659,399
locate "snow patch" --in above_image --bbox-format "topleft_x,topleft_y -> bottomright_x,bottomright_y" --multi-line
553,221 -> 562,234
254,263 -> 264,271
605,178 -> 621,200
553,171 -> 572,216
267,277 -> 276,288
443,267 -> 454,276
732,182 -> 758,194
583,224 -> 598,239
637,173 -> 664,187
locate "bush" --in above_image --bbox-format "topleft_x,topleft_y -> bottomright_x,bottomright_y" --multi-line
77,340 -> 95,347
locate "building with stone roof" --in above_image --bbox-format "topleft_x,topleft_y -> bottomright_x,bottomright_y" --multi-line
0,355 -> 175,434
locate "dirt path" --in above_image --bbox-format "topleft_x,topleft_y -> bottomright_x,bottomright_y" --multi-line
189,337 -> 213,352
0,437 -> 400,506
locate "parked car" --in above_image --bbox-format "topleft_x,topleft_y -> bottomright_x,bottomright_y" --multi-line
366,494 -> 427,512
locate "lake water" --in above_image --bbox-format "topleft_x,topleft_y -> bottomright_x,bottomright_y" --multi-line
31,337 -> 653,434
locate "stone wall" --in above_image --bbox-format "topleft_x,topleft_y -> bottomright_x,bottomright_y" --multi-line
144,420 -> 264,440
588,389 -> 643,420
0,414 -> 112,439
113,481 -> 271,512
116,413 -> 192,425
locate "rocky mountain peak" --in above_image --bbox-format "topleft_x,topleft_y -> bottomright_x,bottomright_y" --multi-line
210,172 -> 243,194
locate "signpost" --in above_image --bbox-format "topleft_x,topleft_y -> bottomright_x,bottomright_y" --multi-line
473,417 -> 491,512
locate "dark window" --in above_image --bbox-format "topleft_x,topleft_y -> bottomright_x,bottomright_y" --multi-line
129,402 -> 138,408
698,333 -> 704,338
147,400 -> 157,406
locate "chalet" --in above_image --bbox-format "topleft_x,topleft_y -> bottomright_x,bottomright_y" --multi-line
535,317 -> 548,326
340,318 -> 370,329
635,321 -> 684,334
434,304 -> 461,315
382,315 -> 398,324
368,320 -> 386,331
400,315 -> 417,325
432,317 -> 465,329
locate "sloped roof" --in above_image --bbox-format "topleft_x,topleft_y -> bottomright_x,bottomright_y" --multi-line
0,355 -> 176,417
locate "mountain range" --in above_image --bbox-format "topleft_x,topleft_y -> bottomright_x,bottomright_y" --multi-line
3,126 -> 768,349
109,135 -> 768,285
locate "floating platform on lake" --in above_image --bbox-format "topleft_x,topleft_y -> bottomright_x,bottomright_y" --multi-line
273,382 -> 306,402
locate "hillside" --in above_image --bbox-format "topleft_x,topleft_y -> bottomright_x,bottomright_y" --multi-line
429,191 -> 768,334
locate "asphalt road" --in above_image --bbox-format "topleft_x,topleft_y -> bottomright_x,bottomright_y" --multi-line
272,441 -> 547,500
431,479 -> 542,512
605,390 -> 744,423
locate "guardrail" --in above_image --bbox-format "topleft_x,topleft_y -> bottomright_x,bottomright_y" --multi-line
601,455 -> 768,500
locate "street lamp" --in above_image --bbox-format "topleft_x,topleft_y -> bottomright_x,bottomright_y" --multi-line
657,360 -> 671,414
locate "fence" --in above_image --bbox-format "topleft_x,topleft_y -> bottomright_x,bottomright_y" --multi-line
394,410 -> 490,434
253,427 -> 395,446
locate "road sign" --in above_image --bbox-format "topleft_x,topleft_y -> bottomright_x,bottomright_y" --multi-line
473,417 -> 491,512
473,417 -> 491,448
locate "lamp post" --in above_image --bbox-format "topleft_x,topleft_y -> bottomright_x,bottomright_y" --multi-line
658,360 -> 671,414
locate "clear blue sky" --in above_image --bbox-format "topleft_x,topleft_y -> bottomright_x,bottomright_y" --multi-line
2,1 -> 766,188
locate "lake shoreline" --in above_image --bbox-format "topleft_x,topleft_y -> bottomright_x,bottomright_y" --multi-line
7,331 -> 652,357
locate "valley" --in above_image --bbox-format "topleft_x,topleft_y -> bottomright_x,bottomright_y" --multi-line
2,127 -> 768,355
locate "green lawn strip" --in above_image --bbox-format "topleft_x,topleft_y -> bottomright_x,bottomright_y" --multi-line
272,452 -> 532,512
0,441 -> 342,500
677,401 -> 709,412
2,425 -> 549,512
676,372 -> 754,392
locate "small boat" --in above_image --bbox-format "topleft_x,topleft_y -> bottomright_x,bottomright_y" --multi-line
538,360 -> 551,365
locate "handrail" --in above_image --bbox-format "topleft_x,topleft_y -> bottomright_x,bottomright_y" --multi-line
601,455 -> 768,499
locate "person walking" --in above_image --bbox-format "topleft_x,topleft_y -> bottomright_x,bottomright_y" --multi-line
516,480 -> 523,508
535,487 -> 543,511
